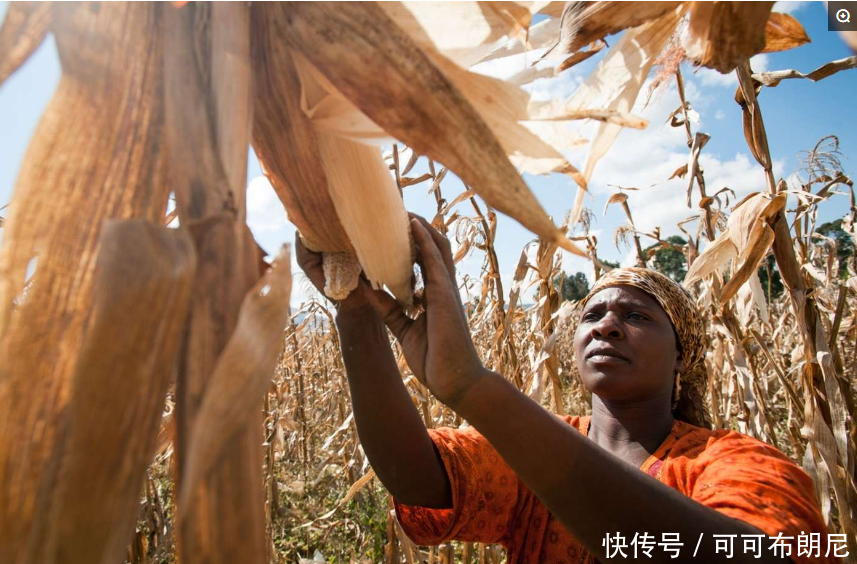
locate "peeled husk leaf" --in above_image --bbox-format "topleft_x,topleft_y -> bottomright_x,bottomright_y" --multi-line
251,4 -> 352,253
292,52 -> 416,304
278,1 -> 583,257
685,1 -> 775,73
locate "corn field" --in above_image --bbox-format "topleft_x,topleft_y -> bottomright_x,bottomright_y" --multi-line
0,2 -> 855,564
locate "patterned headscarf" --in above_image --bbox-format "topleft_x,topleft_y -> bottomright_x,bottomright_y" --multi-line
578,268 -> 711,428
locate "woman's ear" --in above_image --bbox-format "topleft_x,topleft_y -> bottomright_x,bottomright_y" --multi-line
674,356 -> 685,376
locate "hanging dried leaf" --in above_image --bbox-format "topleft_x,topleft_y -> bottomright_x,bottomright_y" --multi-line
752,55 -> 857,87
279,2 -> 583,256
180,245 -> 292,509
563,5 -> 684,224
556,39 -> 606,73
603,192 -> 628,215
379,2 -> 540,67
0,1 -> 51,88
541,1 -> 683,59
686,132 -> 711,207
762,12 -> 811,53
53,220 -> 196,564
686,1 -> 775,73
684,192 -> 786,305
164,5 -> 268,564
669,163 -> 689,180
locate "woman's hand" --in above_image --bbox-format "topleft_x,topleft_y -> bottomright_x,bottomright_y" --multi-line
294,232 -> 375,321
365,215 -> 490,408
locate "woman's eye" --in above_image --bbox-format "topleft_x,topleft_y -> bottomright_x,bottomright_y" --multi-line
627,312 -> 646,320
582,313 -> 600,322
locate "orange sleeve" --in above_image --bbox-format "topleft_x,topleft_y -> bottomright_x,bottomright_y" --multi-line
393,426 -> 521,545
689,432 -> 841,564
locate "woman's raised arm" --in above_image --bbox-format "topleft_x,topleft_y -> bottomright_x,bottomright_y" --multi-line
296,236 -> 451,509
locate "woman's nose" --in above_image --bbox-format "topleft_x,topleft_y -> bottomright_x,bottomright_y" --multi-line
590,312 -> 624,339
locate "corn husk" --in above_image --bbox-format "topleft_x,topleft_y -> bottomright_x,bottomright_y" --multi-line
277,1 -> 584,257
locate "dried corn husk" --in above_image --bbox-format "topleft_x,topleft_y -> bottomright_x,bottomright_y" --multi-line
277,2 -> 583,257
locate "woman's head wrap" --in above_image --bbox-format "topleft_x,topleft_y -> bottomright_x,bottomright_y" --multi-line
578,267 -> 711,428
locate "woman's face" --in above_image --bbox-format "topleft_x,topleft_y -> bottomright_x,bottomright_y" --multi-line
573,285 -> 682,404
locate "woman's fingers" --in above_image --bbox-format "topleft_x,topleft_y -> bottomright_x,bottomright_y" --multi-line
409,214 -> 457,289
363,280 -> 414,342
409,218 -> 458,299
294,231 -> 327,291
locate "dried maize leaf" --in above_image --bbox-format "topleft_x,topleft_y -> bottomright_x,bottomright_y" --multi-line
425,50 -> 585,184
251,4 -> 352,253
719,192 -> 786,302
180,245 -> 291,509
0,1 -> 51,88
280,2 -> 582,256
686,1 -> 775,73
164,2 -> 252,221
752,55 -> 857,88
477,16 -> 560,64
0,5 -> 168,562
762,12 -> 810,53
53,220 -> 196,564
564,5 -> 684,222
379,2 -> 538,67
541,1 -> 683,59
684,232 -> 737,286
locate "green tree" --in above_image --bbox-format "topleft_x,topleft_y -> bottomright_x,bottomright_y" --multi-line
817,219 -> 855,279
757,254 -> 784,300
554,271 -> 590,302
646,235 -> 688,282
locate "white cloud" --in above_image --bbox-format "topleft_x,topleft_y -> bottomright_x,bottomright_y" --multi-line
246,175 -> 288,233
714,109 -> 726,121
773,1 -> 810,14
695,54 -> 769,88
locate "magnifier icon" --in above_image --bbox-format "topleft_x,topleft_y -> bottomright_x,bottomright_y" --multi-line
836,8 -> 851,22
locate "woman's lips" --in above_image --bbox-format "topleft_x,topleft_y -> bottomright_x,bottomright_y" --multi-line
586,348 -> 629,363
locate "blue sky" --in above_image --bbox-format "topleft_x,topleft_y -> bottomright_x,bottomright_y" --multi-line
1,1 -> 854,305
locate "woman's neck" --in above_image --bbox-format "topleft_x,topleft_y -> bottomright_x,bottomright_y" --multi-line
587,395 -> 675,466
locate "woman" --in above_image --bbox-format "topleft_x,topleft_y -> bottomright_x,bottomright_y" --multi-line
296,216 -> 839,564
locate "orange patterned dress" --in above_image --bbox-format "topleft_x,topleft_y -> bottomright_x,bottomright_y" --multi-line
394,416 -> 841,564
